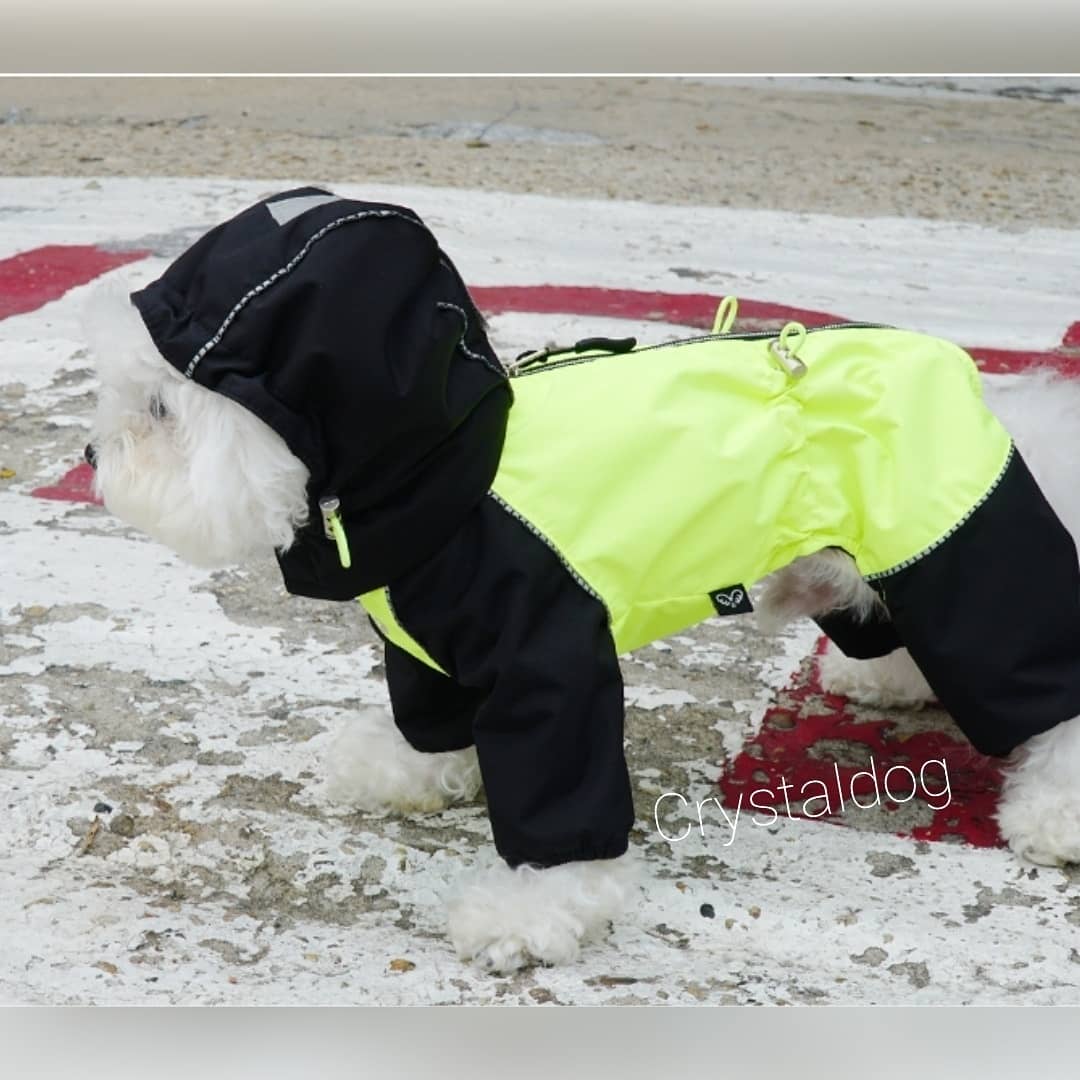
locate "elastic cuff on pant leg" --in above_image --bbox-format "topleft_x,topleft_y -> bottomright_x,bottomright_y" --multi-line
815,607 -> 904,660
499,836 -> 630,869
394,725 -> 476,754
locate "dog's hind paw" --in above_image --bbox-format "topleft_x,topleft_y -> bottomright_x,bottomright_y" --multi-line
999,715 -> 1080,867
817,643 -> 935,709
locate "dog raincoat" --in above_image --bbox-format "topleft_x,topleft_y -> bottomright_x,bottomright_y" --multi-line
131,189 -> 1080,869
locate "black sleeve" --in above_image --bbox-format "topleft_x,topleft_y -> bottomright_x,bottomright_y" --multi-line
385,496 -> 635,868
381,636 -> 486,753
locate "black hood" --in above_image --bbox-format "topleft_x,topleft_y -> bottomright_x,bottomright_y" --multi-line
131,187 -> 511,599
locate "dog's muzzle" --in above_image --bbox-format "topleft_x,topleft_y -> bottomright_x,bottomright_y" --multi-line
84,443 -> 98,470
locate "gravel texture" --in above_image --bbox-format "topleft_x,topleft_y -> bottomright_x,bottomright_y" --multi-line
2,76 -> 1080,229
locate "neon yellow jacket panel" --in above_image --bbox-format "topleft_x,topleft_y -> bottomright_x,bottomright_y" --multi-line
488,326 -> 1012,655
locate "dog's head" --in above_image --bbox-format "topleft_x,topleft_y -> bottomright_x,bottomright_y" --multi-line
84,189 -> 510,599
84,285 -> 310,568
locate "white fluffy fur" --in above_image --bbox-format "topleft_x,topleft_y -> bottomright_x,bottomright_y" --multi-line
324,709 -> 636,971
817,643 -> 935,709
447,852 -> 640,973
85,286 -> 310,568
85,281 -> 1080,965
324,706 -> 481,813
997,717 -> 1080,866
984,370 -> 1080,539
756,546 -> 885,634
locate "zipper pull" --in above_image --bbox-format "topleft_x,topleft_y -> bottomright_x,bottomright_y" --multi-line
318,495 -> 352,569
506,336 -> 637,375
507,347 -> 551,374
571,335 -> 636,355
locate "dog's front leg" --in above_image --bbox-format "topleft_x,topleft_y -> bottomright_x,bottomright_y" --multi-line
323,705 -> 481,813
381,496 -> 644,971
444,621 -> 640,975
324,642 -> 485,813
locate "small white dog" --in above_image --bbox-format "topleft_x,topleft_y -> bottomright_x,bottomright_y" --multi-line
85,189 -> 1080,971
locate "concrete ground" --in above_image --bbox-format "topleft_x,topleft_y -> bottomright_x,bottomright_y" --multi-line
2,78 -> 1080,1005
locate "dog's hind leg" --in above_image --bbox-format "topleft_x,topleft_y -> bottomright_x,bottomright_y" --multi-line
997,713 -> 1080,866
756,548 -> 881,633
758,549 -> 936,708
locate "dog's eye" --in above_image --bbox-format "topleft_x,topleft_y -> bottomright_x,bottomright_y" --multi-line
149,396 -> 168,421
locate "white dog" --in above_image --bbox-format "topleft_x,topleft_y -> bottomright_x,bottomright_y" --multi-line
84,192 -> 1080,971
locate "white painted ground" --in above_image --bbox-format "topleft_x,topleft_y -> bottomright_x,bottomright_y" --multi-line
1,176 -> 1077,347
2,178 -> 1080,1005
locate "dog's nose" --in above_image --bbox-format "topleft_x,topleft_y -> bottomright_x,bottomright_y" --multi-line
84,443 -> 97,470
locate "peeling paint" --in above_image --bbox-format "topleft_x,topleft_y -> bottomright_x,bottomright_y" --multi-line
4,178 -> 1080,1004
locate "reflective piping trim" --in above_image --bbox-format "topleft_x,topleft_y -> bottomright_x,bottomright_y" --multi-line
865,441 -> 1016,582
435,301 -> 506,378
486,490 -> 611,622
183,208 -> 425,378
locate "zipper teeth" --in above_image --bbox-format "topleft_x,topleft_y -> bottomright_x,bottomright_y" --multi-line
510,322 -> 894,378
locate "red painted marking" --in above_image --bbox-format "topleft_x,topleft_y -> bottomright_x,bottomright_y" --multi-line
968,346 -> 1080,377
1,244 -> 148,505
31,462 -> 102,505
718,637 -> 1005,848
0,245 -> 148,321
472,284 -> 1080,377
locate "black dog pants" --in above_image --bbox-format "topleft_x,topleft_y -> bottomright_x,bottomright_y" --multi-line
818,448 -> 1080,757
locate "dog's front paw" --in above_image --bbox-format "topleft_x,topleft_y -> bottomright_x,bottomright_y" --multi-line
447,854 -> 638,974
817,643 -> 934,709
323,706 -> 480,813
469,934 -> 567,975
999,716 -> 1080,867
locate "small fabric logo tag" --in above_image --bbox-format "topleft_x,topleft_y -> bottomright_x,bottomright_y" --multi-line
709,584 -> 753,616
